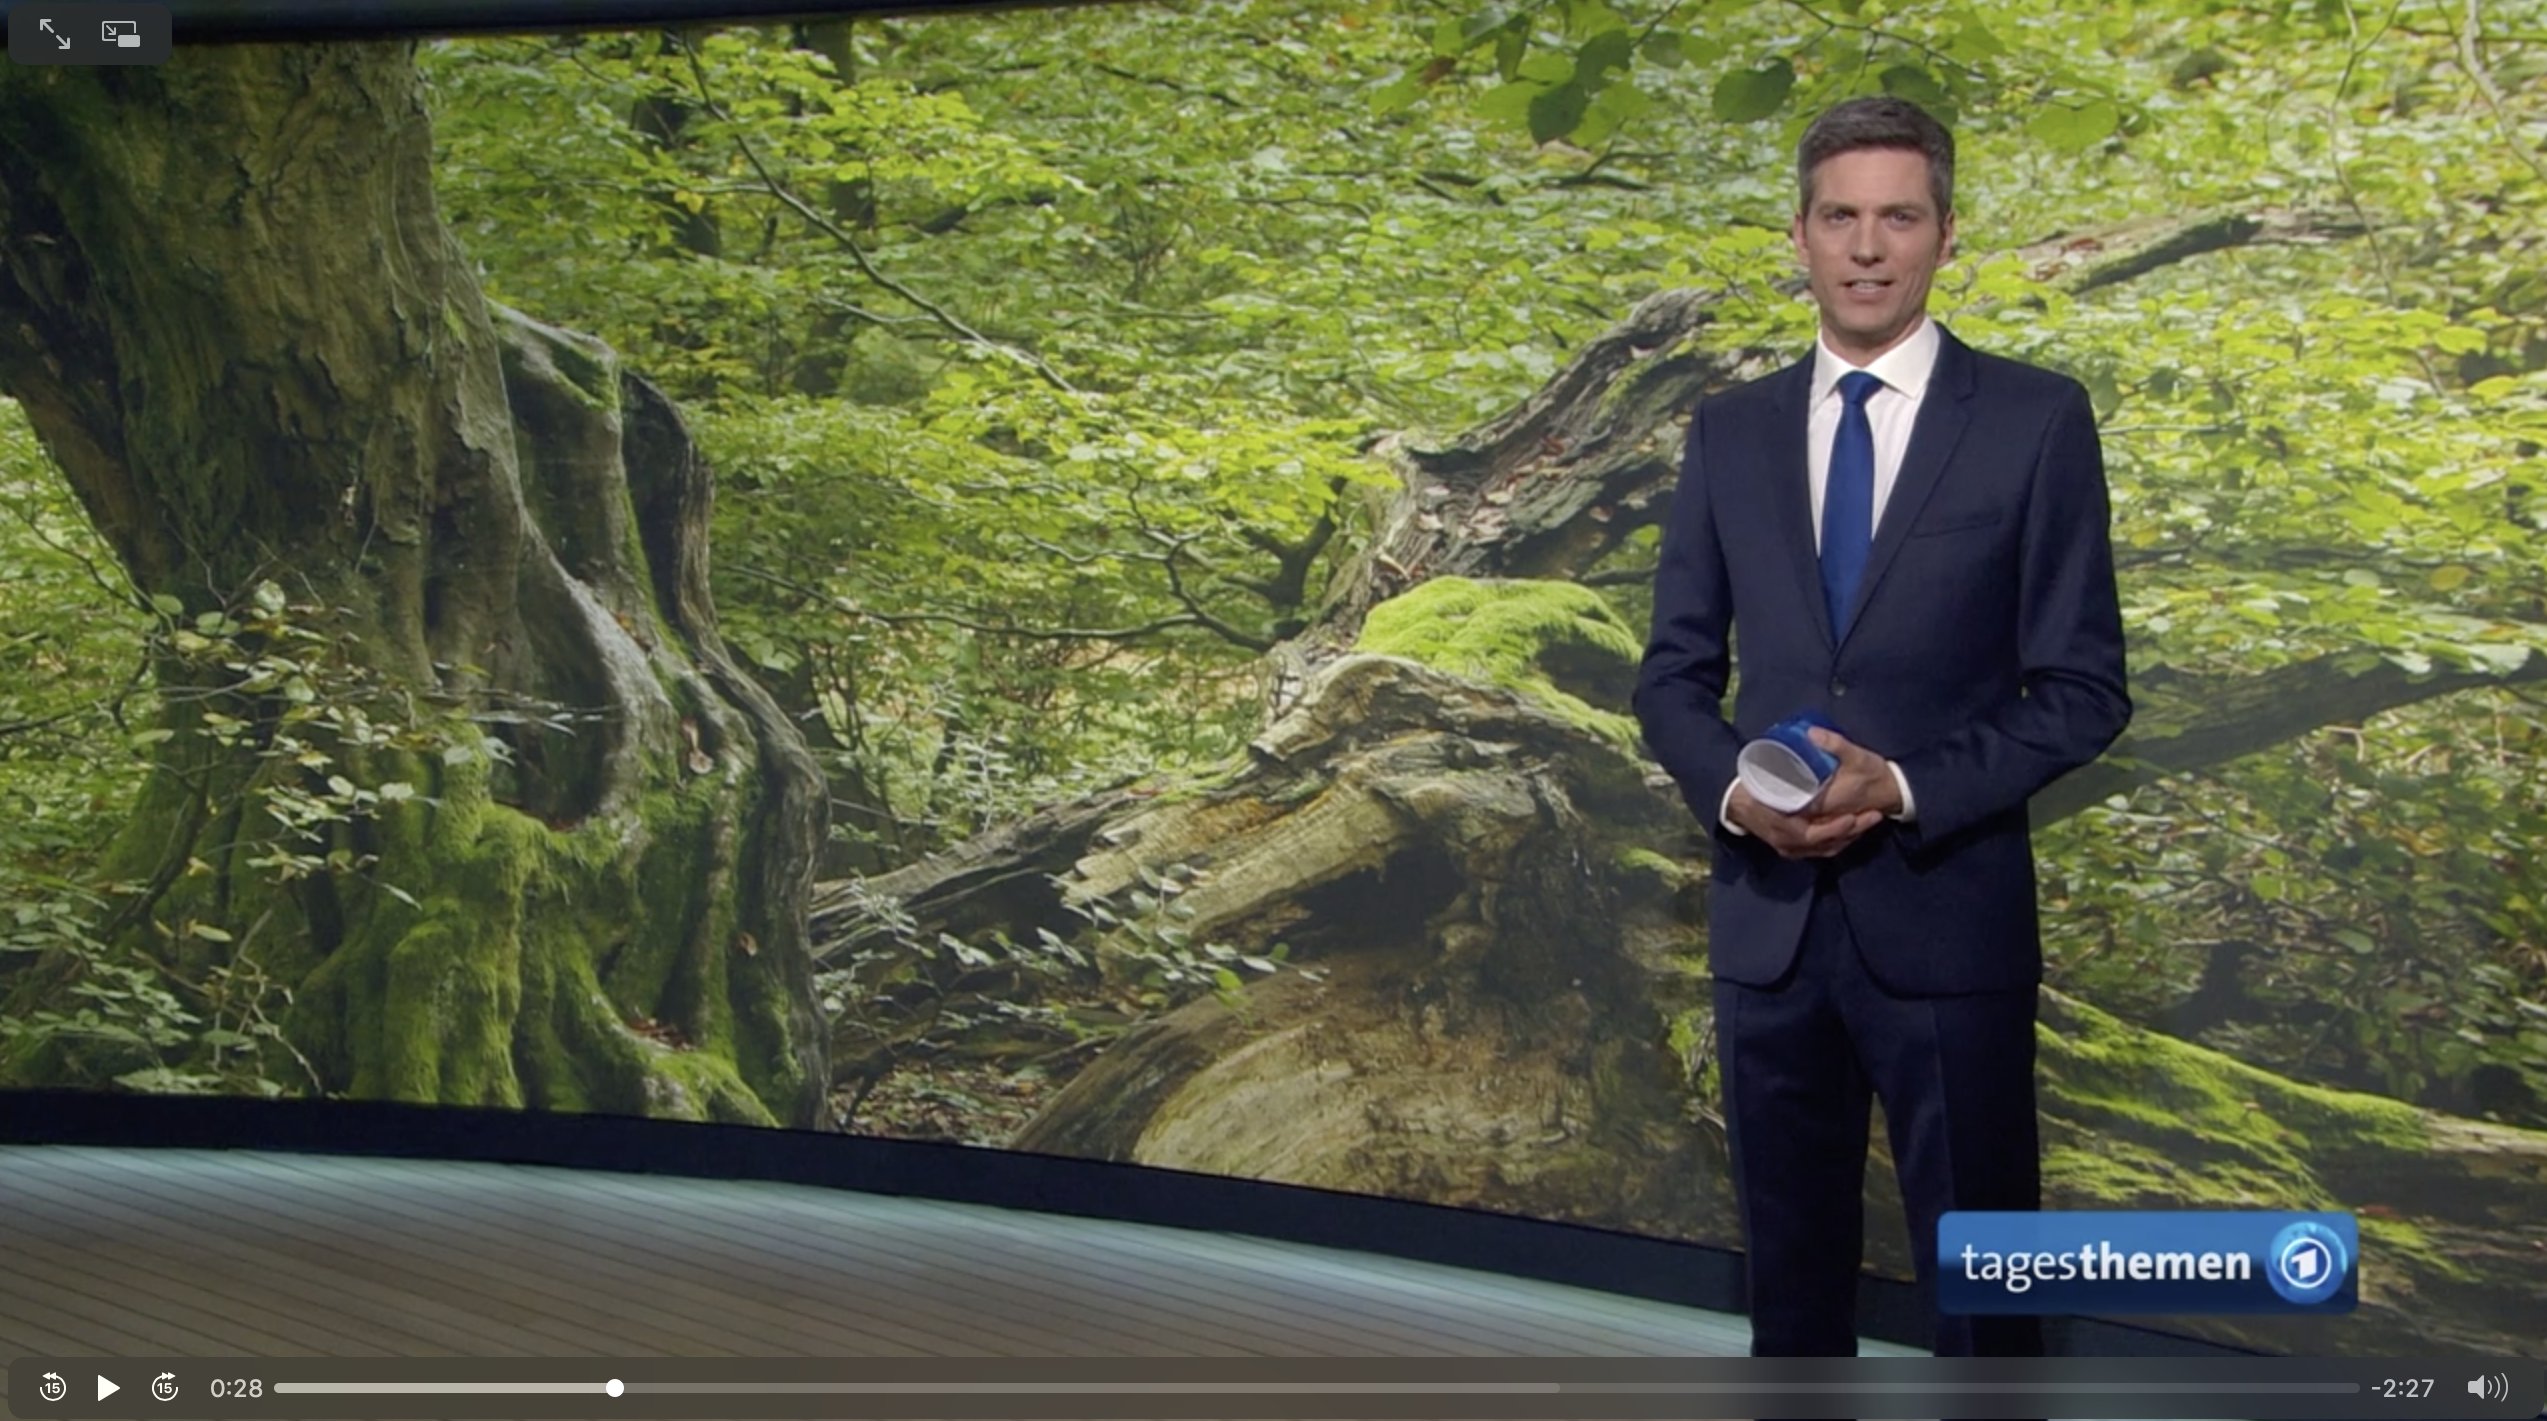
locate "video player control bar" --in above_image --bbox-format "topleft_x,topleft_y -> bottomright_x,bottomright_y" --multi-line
12,1357 -> 2540,1419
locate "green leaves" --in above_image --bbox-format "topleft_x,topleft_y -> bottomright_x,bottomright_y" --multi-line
1515,48 -> 1573,85
1430,19 -> 1669,145
1949,19 -> 2007,61
1432,8 -> 1519,57
1477,78 -> 1541,126
1370,70 -> 1427,115
1574,27 -> 1635,87
2026,98 -> 2122,153
1494,21 -> 1530,78
421,30 -> 1068,404
1878,63 -> 1951,113
1711,59 -> 1794,123
1528,79 -> 1590,143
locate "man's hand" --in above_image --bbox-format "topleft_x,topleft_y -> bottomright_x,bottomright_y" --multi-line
1803,726 -> 1905,819
1726,782 -> 1883,859
1723,728 -> 1902,859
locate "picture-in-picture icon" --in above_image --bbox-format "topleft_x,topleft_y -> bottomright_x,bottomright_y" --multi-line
102,19 -> 141,45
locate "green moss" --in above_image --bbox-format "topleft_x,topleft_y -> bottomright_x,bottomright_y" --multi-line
606,786 -> 720,1011
2360,1213 -> 2473,1284
2042,994 -> 2429,1170
545,328 -> 621,413
1156,754 -> 1251,802
719,797 -> 801,1116
287,745 -> 802,1124
509,922 -> 611,1115
2043,1134 -> 2473,1287
1615,846 -> 1692,884
1666,1007 -> 1719,1101
2038,996 -> 2478,1285
677,839 -> 743,1058
1357,578 -> 1643,748
2043,1136 -> 2311,1209
641,1040 -> 776,1125
369,805 -> 539,1106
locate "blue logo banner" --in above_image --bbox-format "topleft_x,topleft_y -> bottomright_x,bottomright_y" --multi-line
1936,1210 -> 2358,1315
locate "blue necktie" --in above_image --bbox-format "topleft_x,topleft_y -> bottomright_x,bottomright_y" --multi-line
1821,370 -> 1884,638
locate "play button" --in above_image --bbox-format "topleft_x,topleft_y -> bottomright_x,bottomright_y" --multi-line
97,1374 -> 119,1401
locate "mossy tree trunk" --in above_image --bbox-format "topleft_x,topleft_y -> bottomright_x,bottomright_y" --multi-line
0,45 -> 827,1124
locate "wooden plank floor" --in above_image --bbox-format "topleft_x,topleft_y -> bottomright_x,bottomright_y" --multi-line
6,1142 -> 1922,1401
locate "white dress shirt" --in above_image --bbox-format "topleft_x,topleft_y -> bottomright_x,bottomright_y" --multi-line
1721,318 -> 1937,832
1807,314 -> 1940,550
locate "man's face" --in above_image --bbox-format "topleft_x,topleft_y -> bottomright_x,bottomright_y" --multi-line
1791,146 -> 1955,362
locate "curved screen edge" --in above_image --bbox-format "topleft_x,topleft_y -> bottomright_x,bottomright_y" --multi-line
0,1089 -> 2254,1359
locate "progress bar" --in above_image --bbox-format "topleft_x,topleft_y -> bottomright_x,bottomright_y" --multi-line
276,1395 -> 618,1405
14,1356 -> 2538,1419
288,1379 -> 2361,1396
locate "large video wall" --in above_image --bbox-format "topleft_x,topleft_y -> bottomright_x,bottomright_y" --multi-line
1,0 -> 2541,1359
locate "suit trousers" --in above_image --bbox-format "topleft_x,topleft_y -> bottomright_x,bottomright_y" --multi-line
1714,872 -> 2044,1359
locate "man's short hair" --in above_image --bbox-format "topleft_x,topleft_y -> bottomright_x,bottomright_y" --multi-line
1796,97 -> 1955,218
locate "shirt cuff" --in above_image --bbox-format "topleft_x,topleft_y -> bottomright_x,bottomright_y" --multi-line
1719,780 -> 1749,836
1888,760 -> 1917,822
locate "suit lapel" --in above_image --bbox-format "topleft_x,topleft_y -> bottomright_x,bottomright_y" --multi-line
1836,326 -> 1977,650
1766,357 -> 1832,651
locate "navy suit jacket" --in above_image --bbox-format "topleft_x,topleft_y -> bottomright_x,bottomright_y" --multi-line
1632,325 -> 2131,995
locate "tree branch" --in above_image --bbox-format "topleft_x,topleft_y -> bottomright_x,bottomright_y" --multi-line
730,563 -> 1212,644
676,38 -> 1080,395
2037,643 -> 2547,823
1234,489 -> 1344,612
1089,61 -> 1244,108
1154,534 -> 1275,652
2015,207 -> 2371,294
0,706 -> 94,738
2455,0 -> 2547,187
1779,0 -> 1995,84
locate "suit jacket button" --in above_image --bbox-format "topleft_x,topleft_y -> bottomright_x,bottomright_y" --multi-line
1830,681 -> 1848,697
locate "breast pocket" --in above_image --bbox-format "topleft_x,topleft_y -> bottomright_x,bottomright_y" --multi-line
1907,506 -> 2007,540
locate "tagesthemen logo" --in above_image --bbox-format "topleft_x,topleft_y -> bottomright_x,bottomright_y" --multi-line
1937,1210 -> 2358,1316
2266,1220 -> 2349,1305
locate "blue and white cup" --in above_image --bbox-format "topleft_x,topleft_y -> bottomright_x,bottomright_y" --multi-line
1737,710 -> 1843,814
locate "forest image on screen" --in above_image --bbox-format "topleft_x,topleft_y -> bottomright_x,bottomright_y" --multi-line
0,0 -> 2541,1363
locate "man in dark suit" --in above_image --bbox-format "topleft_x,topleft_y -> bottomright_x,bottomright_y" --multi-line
1631,97 -> 2130,1358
